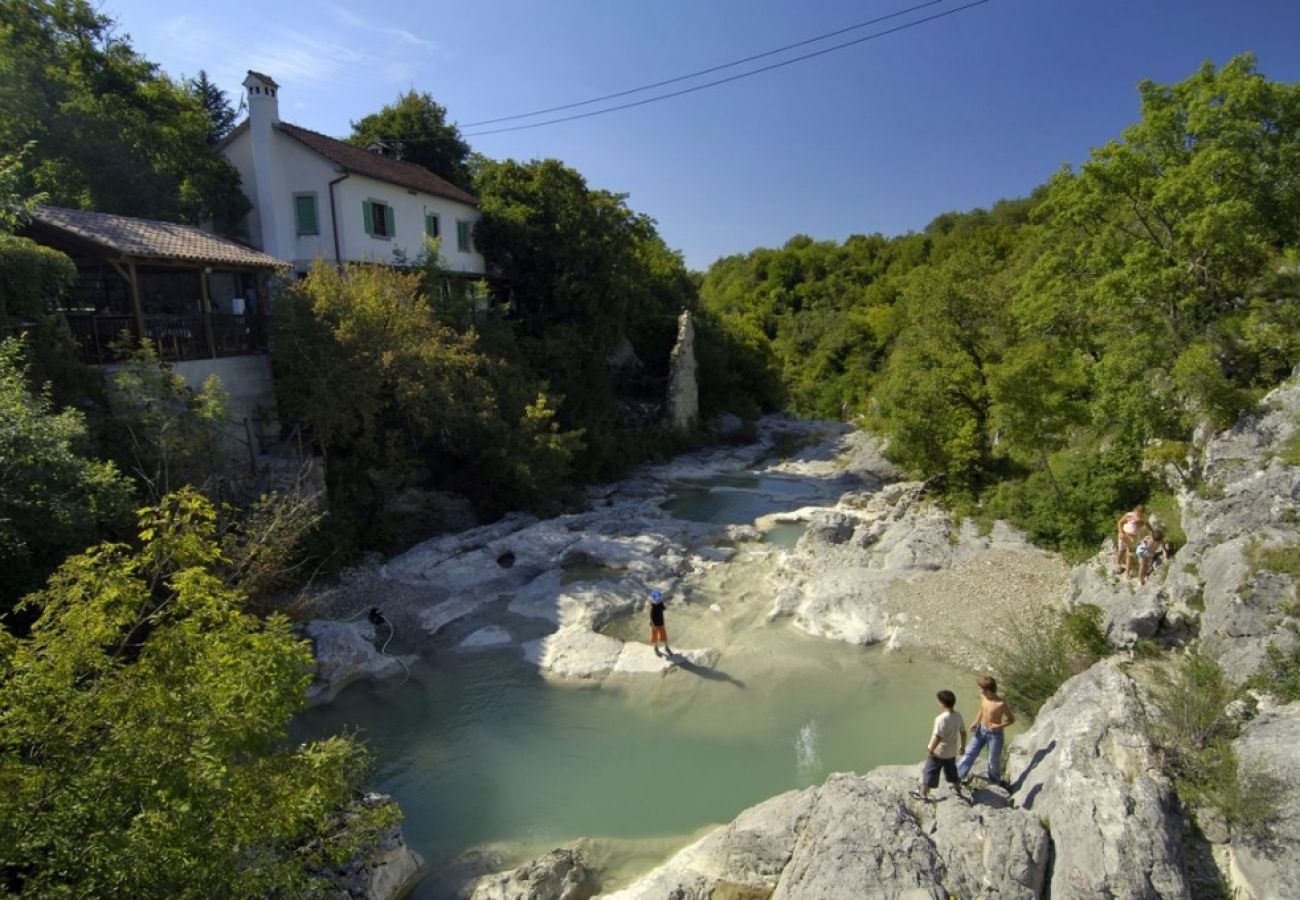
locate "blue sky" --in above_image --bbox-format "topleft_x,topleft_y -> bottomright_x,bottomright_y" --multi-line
113,0 -> 1300,270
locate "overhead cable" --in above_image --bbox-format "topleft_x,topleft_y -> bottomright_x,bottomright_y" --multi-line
460,0 -> 953,128
461,0 -> 991,138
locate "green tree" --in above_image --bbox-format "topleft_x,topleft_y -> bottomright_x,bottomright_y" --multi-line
0,338 -> 133,615
0,0 -> 250,232
474,157 -> 693,475
104,344 -> 232,504
1021,54 -> 1300,437
349,90 -> 473,189
0,490 -> 394,897
186,69 -> 237,144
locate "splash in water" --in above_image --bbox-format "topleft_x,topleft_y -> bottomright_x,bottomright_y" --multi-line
795,719 -> 821,776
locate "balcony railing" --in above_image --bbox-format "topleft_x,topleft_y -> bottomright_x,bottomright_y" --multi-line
63,313 -> 263,365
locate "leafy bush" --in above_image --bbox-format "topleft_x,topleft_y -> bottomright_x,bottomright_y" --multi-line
1148,652 -> 1281,842
1251,642 -> 1300,702
0,491 -> 393,895
984,603 -> 1111,716
0,338 -> 133,612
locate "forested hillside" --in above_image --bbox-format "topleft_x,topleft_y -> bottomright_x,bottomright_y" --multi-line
701,54 -> 1300,556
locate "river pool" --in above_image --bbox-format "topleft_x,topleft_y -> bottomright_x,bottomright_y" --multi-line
295,543 -> 975,897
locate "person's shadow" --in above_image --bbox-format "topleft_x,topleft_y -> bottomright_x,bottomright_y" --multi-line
1011,739 -> 1057,810
669,654 -> 746,688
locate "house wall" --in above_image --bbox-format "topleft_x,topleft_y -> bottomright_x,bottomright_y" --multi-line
223,129 -> 486,275
334,173 -> 485,274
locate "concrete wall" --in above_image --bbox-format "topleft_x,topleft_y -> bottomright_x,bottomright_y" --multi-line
172,354 -> 279,442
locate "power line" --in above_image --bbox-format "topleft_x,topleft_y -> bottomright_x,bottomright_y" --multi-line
461,0 -> 991,138
460,0 -> 952,128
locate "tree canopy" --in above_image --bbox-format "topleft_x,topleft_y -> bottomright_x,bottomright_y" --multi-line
698,54 -> 1300,556
0,491 -> 392,897
349,90 -> 473,189
0,0 -> 249,232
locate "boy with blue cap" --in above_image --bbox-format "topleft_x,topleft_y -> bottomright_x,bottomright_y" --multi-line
649,589 -> 673,657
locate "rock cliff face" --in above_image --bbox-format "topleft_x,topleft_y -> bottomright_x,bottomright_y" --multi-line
1006,660 -> 1191,899
1062,376 -> 1300,682
1230,700 -> 1300,900
326,793 -> 426,900
666,310 -> 698,433
601,769 -> 1047,900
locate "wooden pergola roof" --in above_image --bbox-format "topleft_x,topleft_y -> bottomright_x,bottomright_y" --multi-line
26,206 -> 288,270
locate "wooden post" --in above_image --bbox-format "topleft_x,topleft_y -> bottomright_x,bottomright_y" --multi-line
199,268 -> 217,358
126,260 -> 146,350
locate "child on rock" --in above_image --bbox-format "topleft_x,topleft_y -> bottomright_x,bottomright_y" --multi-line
649,589 -> 673,657
911,689 -> 968,803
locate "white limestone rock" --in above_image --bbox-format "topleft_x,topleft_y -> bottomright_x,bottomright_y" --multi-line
1005,658 -> 1191,899
527,626 -> 625,680
459,626 -> 513,649
304,620 -> 405,706
601,769 -> 1047,900
470,848 -> 596,900
1229,700 -> 1300,900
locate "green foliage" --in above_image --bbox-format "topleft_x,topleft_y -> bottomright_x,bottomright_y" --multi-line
350,90 -> 473,189
985,442 -> 1149,561
1144,491 -> 1186,548
984,604 -> 1111,716
105,344 -> 232,503
0,0 -> 250,232
1148,652 -> 1281,842
273,262 -> 497,464
0,338 -> 133,612
473,157 -> 695,478
273,262 -> 587,546
1244,537 -> 1300,578
0,491 -> 394,896
0,144 -> 44,233
186,69 -> 237,144
1282,425 -> 1300,468
1251,642 -> 1300,703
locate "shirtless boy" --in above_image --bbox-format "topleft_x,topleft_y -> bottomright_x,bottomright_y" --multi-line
957,676 -> 1015,788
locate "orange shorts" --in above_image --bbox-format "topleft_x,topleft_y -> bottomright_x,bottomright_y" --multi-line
649,626 -> 668,643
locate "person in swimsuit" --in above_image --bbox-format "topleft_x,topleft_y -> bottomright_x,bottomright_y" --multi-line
1115,505 -> 1147,576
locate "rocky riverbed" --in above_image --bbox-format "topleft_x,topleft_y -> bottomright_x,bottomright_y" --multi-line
302,375 -> 1300,899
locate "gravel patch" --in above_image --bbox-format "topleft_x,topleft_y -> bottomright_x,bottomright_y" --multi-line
883,547 -> 1071,671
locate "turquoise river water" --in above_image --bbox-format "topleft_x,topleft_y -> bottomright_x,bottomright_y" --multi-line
294,474 -> 977,897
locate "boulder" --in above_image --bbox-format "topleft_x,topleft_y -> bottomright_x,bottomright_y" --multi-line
1005,659 -> 1191,898
470,848 -> 597,900
459,626 -> 514,649
1229,700 -> 1300,900
326,793 -> 426,900
304,620 -> 406,705
1065,549 -> 1168,648
601,769 -> 1047,900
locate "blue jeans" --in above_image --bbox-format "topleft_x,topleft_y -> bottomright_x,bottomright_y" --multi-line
957,723 -> 1004,782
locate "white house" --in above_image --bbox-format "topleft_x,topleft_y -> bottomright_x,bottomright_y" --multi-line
221,71 -> 486,275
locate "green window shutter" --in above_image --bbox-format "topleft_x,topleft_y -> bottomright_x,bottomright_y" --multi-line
362,201 -> 374,235
384,204 -> 395,238
425,214 -> 439,238
457,221 -> 470,252
295,195 -> 317,234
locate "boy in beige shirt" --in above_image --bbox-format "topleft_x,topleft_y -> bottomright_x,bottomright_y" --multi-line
911,689 -> 967,803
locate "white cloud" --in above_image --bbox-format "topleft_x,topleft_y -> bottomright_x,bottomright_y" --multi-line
327,4 -> 442,51
157,11 -> 442,104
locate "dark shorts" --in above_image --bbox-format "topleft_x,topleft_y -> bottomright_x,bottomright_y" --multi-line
921,754 -> 959,789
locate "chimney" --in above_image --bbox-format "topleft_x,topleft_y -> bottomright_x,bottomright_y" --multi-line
242,71 -> 283,257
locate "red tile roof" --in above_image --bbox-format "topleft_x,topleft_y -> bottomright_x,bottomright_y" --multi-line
30,207 -> 289,269
224,120 -> 479,206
